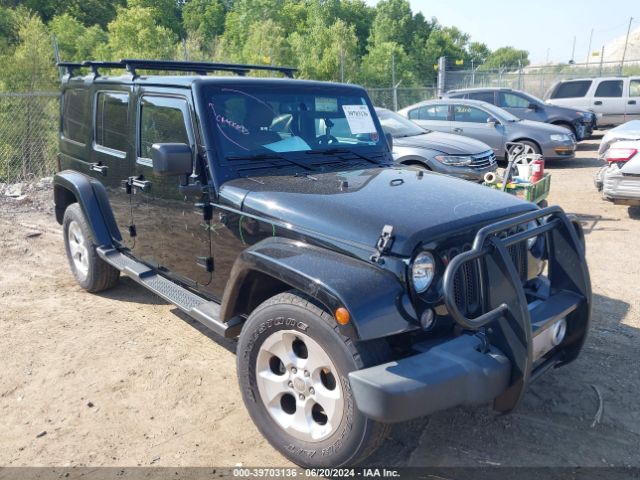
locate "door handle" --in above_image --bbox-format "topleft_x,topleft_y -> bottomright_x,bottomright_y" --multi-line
594,101 -> 603,105
89,163 -> 108,176
629,100 -> 637,105
129,176 -> 151,192
453,128 -> 463,133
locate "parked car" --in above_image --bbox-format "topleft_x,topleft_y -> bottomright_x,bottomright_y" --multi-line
54,59 -> 591,468
375,107 -> 497,181
443,87 -> 594,140
594,121 -> 640,206
398,99 -> 577,160
544,76 -> 640,128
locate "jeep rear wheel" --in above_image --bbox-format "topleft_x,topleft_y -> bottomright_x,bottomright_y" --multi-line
63,203 -> 119,292
236,292 -> 390,467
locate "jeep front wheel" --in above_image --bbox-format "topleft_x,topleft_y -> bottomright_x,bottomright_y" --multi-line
236,292 -> 390,467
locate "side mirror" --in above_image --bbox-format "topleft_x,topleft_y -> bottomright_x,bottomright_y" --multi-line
486,117 -> 499,126
528,103 -> 539,110
151,143 -> 192,177
385,132 -> 393,151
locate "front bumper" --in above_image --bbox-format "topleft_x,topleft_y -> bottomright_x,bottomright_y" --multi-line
350,207 -> 591,422
542,140 -> 576,159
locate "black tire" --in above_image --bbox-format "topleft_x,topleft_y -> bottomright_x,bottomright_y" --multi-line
62,203 -> 119,292
236,292 -> 391,467
511,140 -> 541,156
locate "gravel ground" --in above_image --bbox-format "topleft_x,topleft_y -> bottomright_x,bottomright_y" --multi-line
1,133 -> 639,468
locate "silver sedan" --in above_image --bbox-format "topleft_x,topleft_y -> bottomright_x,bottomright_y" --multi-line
398,99 -> 577,160
376,107 -> 497,182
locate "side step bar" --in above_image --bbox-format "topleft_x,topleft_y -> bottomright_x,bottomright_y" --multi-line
97,247 -> 243,339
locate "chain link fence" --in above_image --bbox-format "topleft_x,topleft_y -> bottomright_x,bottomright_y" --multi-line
444,59 -> 640,99
366,87 -> 437,111
0,92 -> 59,185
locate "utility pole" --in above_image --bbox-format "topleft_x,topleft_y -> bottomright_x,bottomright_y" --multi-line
546,48 -> 550,64
620,17 -> 634,73
391,53 -> 397,111
586,28 -> 594,65
340,46 -> 345,83
599,45 -> 605,76
570,35 -> 576,63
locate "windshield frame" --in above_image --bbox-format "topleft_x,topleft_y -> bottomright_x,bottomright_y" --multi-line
195,80 -> 391,185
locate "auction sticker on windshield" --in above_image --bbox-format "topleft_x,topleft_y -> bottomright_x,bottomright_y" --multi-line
316,97 -> 338,112
342,104 -> 376,134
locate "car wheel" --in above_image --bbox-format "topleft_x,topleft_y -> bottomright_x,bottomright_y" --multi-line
63,203 -> 119,292
509,140 -> 540,157
236,292 -> 391,467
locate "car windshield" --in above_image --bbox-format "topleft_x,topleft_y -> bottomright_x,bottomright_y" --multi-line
204,85 -> 385,162
377,109 -> 427,137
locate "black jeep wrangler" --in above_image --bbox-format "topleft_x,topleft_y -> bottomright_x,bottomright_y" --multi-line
53,59 -> 591,468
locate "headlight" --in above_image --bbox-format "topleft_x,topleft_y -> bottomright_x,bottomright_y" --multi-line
434,154 -> 473,166
550,133 -> 570,142
411,251 -> 436,293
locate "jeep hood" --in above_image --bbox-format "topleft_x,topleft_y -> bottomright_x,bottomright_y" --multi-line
219,167 -> 536,256
394,130 -> 491,155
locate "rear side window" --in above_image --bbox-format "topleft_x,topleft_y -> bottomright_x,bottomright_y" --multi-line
550,81 -> 592,99
95,92 -> 129,153
498,92 -> 529,108
595,80 -> 623,98
139,96 -> 191,159
62,89 -> 89,143
452,105 -> 491,123
408,105 -> 448,121
630,79 -> 640,97
469,92 -> 496,104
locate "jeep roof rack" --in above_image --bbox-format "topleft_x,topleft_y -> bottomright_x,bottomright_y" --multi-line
57,59 -> 297,78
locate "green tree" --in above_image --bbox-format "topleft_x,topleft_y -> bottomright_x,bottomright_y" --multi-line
290,18 -> 359,82
482,46 -> 529,70
359,41 -> 414,87
468,41 -> 491,65
182,0 -> 226,46
368,0 -> 414,51
95,6 -> 178,60
240,19 -> 290,69
128,0 -> 183,38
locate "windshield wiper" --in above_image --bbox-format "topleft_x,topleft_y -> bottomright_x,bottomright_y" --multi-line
305,148 -> 383,165
227,153 -> 313,171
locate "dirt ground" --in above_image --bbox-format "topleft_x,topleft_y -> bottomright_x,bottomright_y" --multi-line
1,134 -> 639,468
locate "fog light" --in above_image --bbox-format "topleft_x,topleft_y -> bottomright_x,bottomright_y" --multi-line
551,318 -> 567,346
420,309 -> 435,330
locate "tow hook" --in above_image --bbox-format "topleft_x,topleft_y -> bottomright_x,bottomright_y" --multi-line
370,224 -> 394,264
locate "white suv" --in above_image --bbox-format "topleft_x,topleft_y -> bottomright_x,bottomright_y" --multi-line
545,77 -> 640,128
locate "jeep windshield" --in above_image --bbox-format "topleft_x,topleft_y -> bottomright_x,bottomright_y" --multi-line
203,85 -> 387,165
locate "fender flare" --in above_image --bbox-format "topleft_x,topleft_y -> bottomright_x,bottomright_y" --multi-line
221,237 -> 418,340
53,170 -> 122,246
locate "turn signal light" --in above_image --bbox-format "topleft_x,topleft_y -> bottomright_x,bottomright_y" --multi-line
335,307 -> 350,325
604,148 -> 637,163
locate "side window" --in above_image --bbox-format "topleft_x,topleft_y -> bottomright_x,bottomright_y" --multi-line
408,107 -> 424,120
498,92 -> 529,108
62,89 -> 89,144
410,105 -> 448,121
551,81 -> 592,99
469,92 -> 496,104
95,92 -> 129,153
452,105 -> 491,123
595,80 -> 623,98
629,79 -> 640,97
139,96 -> 191,160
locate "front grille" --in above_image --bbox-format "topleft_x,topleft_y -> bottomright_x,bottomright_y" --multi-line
449,238 -> 528,318
470,151 -> 497,169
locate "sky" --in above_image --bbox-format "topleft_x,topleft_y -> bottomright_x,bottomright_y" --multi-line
363,0 -> 638,64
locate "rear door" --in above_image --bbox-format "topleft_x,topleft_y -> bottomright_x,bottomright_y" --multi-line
406,104 -> 451,133
625,78 -> 640,122
593,79 -> 626,126
450,104 -> 504,155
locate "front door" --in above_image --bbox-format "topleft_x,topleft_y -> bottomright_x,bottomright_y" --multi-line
593,79 -> 626,126
130,92 -> 212,289
625,78 -> 640,122
450,104 -> 505,156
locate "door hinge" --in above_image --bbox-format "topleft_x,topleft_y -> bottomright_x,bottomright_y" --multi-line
370,224 -> 394,264
196,256 -> 214,272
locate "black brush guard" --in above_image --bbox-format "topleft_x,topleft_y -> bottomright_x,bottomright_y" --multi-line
442,205 -> 592,412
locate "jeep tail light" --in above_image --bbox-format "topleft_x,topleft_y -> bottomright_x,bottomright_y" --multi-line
604,147 -> 637,163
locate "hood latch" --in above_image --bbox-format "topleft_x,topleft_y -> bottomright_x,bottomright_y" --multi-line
371,225 -> 394,265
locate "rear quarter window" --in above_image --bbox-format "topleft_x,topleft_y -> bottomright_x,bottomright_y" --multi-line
408,105 -> 448,121
62,89 -> 89,144
469,92 -> 496,104
550,81 -> 592,99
